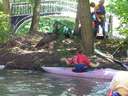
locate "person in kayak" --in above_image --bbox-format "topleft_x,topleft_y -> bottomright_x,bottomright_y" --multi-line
64,49 -> 99,72
107,71 -> 128,96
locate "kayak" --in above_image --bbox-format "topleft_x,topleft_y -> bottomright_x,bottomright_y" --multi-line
42,67 -> 119,80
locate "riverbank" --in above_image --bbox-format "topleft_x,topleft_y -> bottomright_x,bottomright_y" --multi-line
0,33 -> 127,70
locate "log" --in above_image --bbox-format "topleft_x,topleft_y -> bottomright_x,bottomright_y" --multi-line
94,49 -> 128,70
35,33 -> 58,48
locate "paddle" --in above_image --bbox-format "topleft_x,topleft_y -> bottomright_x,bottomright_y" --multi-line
94,49 -> 128,70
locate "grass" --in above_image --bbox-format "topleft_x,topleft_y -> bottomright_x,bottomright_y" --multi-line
16,16 -> 75,36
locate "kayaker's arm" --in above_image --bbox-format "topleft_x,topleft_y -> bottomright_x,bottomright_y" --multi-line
89,62 -> 100,67
61,58 -> 74,65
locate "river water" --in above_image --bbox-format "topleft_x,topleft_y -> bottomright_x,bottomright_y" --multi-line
0,70 -> 110,96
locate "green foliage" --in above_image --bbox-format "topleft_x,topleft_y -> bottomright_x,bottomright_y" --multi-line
109,0 -> 128,22
58,48 -> 72,57
118,26 -> 128,36
13,0 -> 30,2
39,17 -> 54,33
108,0 -> 128,36
16,16 -> 75,36
28,0 -> 35,7
0,0 -> 3,11
0,12 -> 10,43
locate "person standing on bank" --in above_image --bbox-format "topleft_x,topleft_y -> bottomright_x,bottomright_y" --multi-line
90,2 -> 98,37
95,0 -> 106,38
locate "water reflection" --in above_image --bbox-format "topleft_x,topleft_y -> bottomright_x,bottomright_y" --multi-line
0,70 -> 110,96
42,73 -> 110,96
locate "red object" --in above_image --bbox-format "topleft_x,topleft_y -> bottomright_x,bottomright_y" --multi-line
107,90 -> 113,96
67,53 -> 91,66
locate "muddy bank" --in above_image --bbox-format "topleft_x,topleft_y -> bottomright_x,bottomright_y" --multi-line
0,47 -> 126,71
0,34 -> 77,70
0,34 -> 127,70
0,48 -> 64,70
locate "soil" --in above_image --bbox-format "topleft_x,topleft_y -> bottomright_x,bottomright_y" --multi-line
0,33 -> 127,71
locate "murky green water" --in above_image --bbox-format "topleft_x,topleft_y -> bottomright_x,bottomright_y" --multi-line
0,70 -> 110,96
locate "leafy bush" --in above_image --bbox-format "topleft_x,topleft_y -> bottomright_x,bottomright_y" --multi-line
0,12 -> 10,43
108,0 -> 128,36
16,16 -> 75,36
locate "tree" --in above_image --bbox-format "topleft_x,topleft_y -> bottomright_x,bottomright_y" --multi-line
2,0 -> 13,32
74,1 -> 80,35
0,12 -> 10,43
109,0 -> 128,37
3,0 -> 10,14
0,0 -> 12,43
78,0 -> 94,55
0,0 -> 3,11
29,0 -> 41,34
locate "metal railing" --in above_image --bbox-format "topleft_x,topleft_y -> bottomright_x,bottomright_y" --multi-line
10,0 -> 77,17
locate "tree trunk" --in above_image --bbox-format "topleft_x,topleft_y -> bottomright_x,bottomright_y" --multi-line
35,33 -> 58,49
74,2 -> 80,35
3,0 -> 13,33
79,0 -> 94,55
29,0 -> 41,34
3,0 -> 10,14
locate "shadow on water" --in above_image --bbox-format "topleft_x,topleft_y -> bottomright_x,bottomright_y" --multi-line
0,70 -> 110,96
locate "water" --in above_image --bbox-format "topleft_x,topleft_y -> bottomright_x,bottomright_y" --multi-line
0,70 -> 110,96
